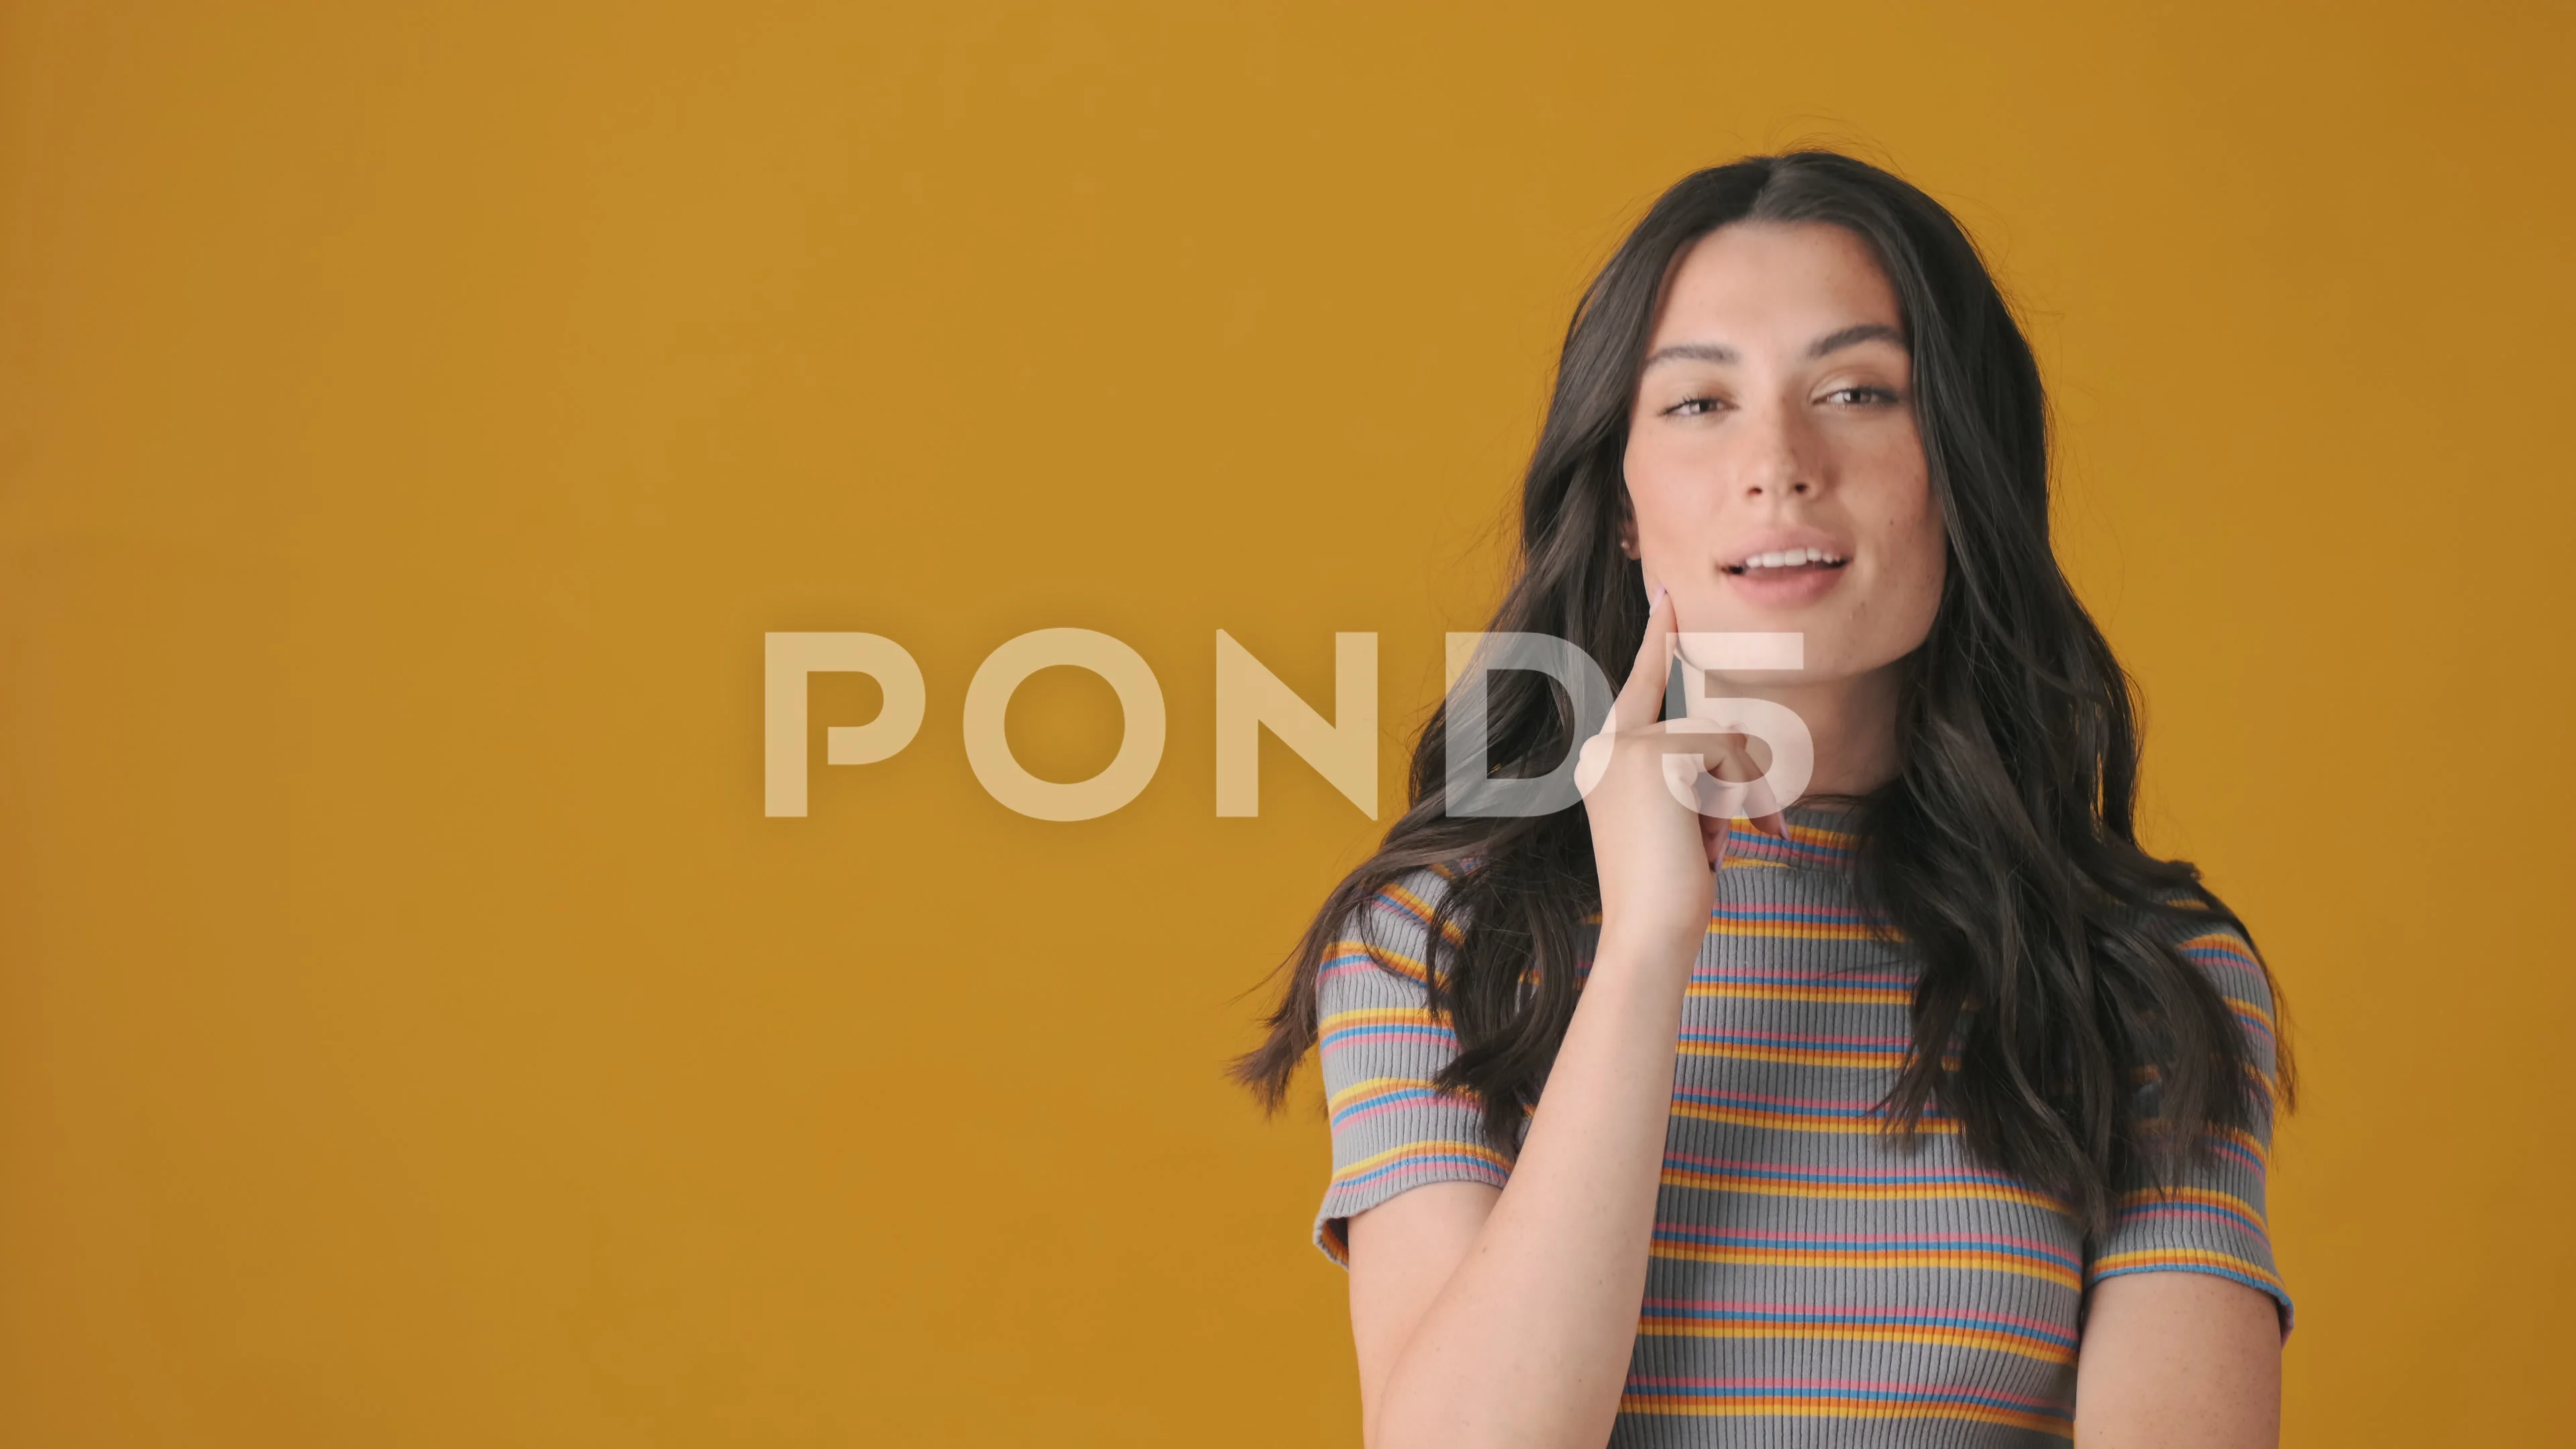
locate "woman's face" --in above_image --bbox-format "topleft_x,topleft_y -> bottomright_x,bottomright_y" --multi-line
1622,221 -> 1945,685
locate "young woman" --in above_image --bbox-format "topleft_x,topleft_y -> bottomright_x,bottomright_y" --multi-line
1236,152 -> 2291,1448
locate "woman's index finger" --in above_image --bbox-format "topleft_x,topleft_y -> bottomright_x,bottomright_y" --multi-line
1609,586 -> 1674,733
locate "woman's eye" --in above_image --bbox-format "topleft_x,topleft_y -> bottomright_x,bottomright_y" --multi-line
1823,386 -> 1900,407
1663,396 -> 1725,417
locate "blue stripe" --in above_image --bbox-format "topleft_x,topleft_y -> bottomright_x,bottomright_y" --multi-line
2090,1260 -> 2289,1313
1321,1024 -> 1454,1047
1328,1086 -> 1477,1128
1644,1305 -> 2078,1345
1712,905 -> 1868,922
1630,1382 -> 2059,1412
1337,1151 -> 1508,1189
2114,1198 -> 2267,1236
1652,1228 -> 2080,1269
1674,1090 -> 1880,1120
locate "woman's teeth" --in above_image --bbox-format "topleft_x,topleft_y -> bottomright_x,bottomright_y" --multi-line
1731,547 -> 1846,572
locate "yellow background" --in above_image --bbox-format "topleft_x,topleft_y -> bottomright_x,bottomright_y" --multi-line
3,3 -> 2569,1443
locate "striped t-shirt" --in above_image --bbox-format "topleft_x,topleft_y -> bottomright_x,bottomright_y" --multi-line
1312,806 -> 2288,1446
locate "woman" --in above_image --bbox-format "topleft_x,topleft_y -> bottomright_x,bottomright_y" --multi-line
1236,152 -> 2291,1448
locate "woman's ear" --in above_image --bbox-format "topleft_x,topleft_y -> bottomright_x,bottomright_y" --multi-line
1616,502 -> 1640,560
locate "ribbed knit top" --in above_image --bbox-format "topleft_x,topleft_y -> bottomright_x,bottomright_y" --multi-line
1311,806 -> 2288,1446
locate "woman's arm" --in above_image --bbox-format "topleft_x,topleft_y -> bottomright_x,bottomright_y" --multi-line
1344,590 -> 1755,1449
1348,926 -> 1700,1448
2074,1273 -> 2282,1446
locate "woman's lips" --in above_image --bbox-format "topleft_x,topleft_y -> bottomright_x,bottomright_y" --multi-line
1719,555 -> 1850,607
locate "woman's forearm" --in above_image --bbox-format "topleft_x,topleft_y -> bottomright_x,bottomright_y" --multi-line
1368,930 -> 1696,1449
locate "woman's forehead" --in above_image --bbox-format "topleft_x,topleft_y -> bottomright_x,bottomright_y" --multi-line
1654,221 -> 1902,344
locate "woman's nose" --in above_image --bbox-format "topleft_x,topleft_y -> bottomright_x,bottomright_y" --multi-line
1737,402 -> 1818,498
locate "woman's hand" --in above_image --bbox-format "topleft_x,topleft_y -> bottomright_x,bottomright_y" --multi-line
1574,586 -> 1786,962
1348,586 -> 1796,1449
1350,585 -> 1791,1449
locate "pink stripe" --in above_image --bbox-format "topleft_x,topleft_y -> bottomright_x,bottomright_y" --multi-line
1655,1298 -> 2074,1337
1352,1159 -> 1509,1188
1334,1095 -> 1477,1129
2116,1203 -> 2270,1240
1664,1151 -> 2022,1184
1654,1223 -> 2076,1255
1373,892 -> 1434,925
1687,1087 -> 1909,1110
2208,1138 -> 2266,1173
1686,1030 -> 1913,1047
1329,1031 -> 1452,1057
1693,967 -> 1914,986
1623,1376 -> 2065,1409
1320,960 -> 1421,984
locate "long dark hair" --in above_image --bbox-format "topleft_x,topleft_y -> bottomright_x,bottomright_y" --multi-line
1233,151 -> 2290,1231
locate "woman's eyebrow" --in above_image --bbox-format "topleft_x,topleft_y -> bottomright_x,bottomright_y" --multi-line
1643,324 -> 1904,370
1642,341 -> 1737,368
1809,322 -> 1904,357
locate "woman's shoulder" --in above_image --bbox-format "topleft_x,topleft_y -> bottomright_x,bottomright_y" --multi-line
2139,891 -> 2282,1082
1344,862 -> 1470,943
2143,893 -> 2267,991
1320,863 -> 1470,1003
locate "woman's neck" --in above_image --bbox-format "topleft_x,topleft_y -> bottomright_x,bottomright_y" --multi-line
1694,662 -> 1906,801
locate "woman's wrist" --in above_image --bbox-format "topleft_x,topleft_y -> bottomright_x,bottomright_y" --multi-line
1590,920 -> 1705,981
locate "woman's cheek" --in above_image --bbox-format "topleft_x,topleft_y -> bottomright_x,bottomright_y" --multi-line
1627,483 -> 1688,571
1892,537 -> 1947,651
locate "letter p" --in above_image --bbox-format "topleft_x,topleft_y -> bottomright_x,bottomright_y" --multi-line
764,632 -> 926,817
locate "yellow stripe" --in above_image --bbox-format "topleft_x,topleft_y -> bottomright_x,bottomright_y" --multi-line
2090,1248 -> 2286,1296
1328,936 -> 1430,985
2182,927 -> 2256,958
1707,918 -> 1880,941
1328,1138 -> 1513,1186
2132,1120 -> 2272,1167
1635,1320 -> 2075,1366
1687,981 -> 1912,1005
1676,1040 -> 1896,1069
2114,1183 -> 2264,1224
1321,1006 -> 1444,1030
1618,1398 -> 2068,1436
1379,883 -> 1464,944
1662,1166 -> 2063,1212
1670,1101 -> 1958,1135
1325,1076 -> 1474,1112
2222,994 -> 2277,1036
1648,1242 -> 2080,1290
2212,1124 -> 2269,1164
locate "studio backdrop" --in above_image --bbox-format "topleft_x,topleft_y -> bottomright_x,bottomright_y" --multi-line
1,3 -> 2569,1444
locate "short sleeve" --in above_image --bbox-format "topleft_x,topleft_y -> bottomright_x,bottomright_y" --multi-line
2086,920 -> 2294,1332
1311,868 -> 1514,1267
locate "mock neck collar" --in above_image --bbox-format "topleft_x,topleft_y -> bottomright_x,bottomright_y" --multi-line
1719,802 -> 1859,872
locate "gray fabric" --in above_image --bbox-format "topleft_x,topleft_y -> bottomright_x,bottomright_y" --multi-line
1311,805 -> 2286,1446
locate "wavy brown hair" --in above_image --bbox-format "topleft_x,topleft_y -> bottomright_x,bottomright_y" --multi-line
1231,151 -> 2290,1230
